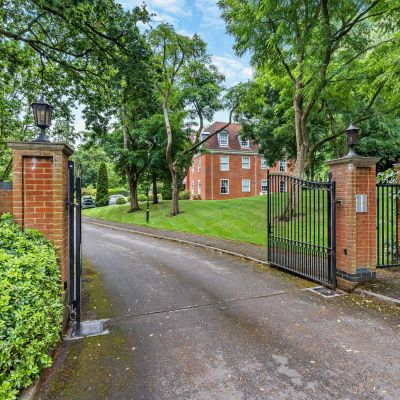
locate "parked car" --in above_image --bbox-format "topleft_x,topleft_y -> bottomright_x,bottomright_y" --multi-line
81,196 -> 96,209
109,194 -> 127,205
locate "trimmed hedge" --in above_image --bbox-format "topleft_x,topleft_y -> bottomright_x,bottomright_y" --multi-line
0,214 -> 63,399
115,196 -> 127,205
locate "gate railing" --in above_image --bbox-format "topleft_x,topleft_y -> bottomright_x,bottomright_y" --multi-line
67,160 -> 82,329
376,182 -> 400,268
267,172 -> 336,289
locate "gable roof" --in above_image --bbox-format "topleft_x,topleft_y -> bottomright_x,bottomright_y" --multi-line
202,122 -> 258,152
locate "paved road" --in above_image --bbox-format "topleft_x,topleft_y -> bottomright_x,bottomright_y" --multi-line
43,223 -> 400,400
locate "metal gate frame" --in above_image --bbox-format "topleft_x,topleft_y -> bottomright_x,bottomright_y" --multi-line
267,172 -> 336,289
67,160 -> 82,329
376,182 -> 400,268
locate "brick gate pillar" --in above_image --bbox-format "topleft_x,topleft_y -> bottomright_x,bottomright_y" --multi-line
6,141 -> 74,292
327,155 -> 379,291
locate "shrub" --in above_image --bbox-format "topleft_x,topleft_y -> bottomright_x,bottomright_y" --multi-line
179,190 -> 191,200
95,162 -> 109,207
138,194 -> 147,202
115,196 -> 127,205
82,185 -> 96,197
0,214 -> 63,399
161,182 -> 172,200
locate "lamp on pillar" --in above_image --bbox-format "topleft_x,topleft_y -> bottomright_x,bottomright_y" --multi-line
31,95 -> 53,142
345,123 -> 359,157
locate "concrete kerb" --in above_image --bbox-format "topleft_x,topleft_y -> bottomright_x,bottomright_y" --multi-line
354,288 -> 400,306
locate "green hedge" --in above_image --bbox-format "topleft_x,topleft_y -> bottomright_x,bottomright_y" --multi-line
0,214 -> 63,399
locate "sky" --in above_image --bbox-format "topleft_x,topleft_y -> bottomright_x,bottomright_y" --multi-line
74,0 -> 253,131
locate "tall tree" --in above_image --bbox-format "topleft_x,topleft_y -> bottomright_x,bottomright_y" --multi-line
219,0 -> 400,177
149,24 -> 224,215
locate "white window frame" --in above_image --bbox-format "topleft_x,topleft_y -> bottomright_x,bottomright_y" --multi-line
191,180 -> 195,195
240,137 -> 249,148
191,161 -> 194,173
220,155 -> 229,171
279,181 -> 287,193
198,158 -> 201,172
242,179 -> 251,192
218,132 -> 229,146
279,160 -> 287,172
198,180 -> 201,195
220,179 -> 229,195
261,180 -> 268,192
261,158 -> 268,169
242,156 -> 250,169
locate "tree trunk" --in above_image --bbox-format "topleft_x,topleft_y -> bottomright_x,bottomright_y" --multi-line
152,173 -> 158,204
128,177 -> 140,212
171,172 -> 179,216
162,92 -> 180,216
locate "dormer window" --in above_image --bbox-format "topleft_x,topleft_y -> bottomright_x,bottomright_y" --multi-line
218,132 -> 229,146
240,137 -> 249,148
201,131 -> 209,141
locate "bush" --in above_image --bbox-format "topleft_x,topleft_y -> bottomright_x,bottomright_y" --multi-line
138,194 -> 147,202
95,162 -> 109,207
0,214 -> 62,399
82,185 -> 96,197
161,182 -> 172,200
115,196 -> 127,205
179,190 -> 191,200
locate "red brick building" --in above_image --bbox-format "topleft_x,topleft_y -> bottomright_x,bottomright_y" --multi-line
185,122 -> 295,200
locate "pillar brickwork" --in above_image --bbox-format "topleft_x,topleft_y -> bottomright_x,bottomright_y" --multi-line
327,155 -> 379,291
7,142 -> 74,289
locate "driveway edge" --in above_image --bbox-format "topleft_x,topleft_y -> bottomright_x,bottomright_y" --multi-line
84,219 -> 271,267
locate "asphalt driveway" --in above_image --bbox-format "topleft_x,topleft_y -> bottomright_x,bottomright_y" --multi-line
40,222 -> 400,400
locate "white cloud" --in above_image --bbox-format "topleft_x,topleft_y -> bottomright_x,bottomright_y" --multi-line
194,0 -> 223,29
212,55 -> 253,87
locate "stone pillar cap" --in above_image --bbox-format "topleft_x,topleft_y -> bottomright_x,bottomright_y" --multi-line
326,155 -> 380,167
6,141 -> 74,156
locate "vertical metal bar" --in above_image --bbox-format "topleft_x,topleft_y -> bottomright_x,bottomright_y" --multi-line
75,173 -> 82,330
68,161 -> 75,307
391,185 -> 394,265
386,185 -> 389,265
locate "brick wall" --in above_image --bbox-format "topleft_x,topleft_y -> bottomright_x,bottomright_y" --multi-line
186,154 -> 295,200
7,142 -> 73,287
328,156 -> 378,290
0,187 -> 13,215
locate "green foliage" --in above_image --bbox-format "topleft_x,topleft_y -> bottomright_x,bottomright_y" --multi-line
161,181 -> 172,201
138,194 -> 147,202
179,190 -> 191,200
95,162 -> 109,207
82,185 -> 96,198
219,0 -> 400,175
115,197 -> 127,205
72,146 -> 123,188
376,168 -> 397,184
0,214 -> 63,399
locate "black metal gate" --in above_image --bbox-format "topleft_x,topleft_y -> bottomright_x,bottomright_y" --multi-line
67,160 -> 82,329
376,182 -> 400,268
267,172 -> 336,289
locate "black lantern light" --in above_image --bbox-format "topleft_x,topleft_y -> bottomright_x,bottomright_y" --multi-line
345,123 -> 359,156
31,95 -> 53,142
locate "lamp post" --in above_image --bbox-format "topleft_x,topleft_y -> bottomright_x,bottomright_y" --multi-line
345,123 -> 359,157
31,95 -> 53,142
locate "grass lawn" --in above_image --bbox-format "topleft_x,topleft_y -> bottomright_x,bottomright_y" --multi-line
83,196 -> 269,245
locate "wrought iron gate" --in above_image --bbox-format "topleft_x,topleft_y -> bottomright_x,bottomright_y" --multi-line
376,182 -> 400,268
67,160 -> 82,329
267,172 -> 336,289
